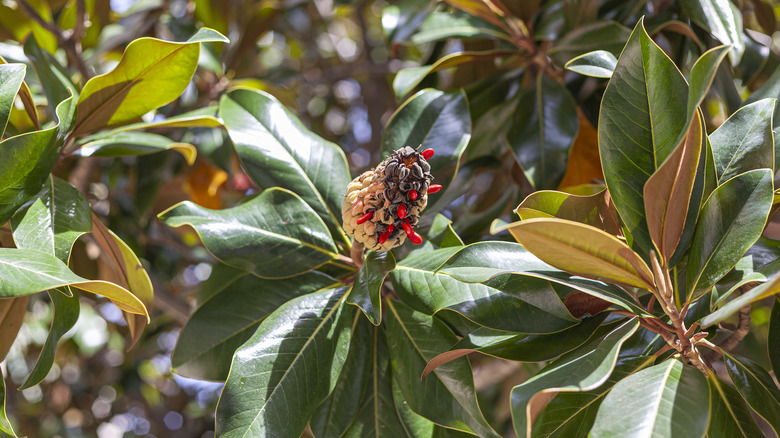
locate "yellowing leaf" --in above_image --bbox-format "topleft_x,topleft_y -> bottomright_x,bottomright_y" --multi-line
644,111 -> 703,263
558,111 -> 603,189
505,218 -> 655,290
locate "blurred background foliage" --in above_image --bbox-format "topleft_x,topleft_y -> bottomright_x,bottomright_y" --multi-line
1,0 -> 779,436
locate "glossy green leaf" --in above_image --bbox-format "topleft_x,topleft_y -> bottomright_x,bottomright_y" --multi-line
511,318 -> 639,437
531,357 -> 654,438
20,290 -> 78,389
508,75 -> 578,190
590,359 -> 709,438
0,370 -> 16,437
426,213 -> 464,248
0,64 -> 24,135
76,132 -> 196,165
23,36 -> 75,110
687,46 -> 730,118
0,93 -> 74,223
393,50 -> 516,99
159,188 -> 338,278
686,169 -> 773,300
11,175 -> 92,262
73,28 -> 227,136
644,111 -> 703,263
707,372 -> 763,438
347,251 -> 396,325
381,89 -> 471,189
341,326 -> 409,438
710,99 -> 775,184
599,18 -> 688,254
411,10 -> 508,44
0,248 -> 147,316
215,286 -> 352,438
564,50 -> 616,78
172,270 -> 339,381
549,21 -> 631,66
515,189 -> 621,235
385,299 -> 500,438
390,246 -> 578,334
311,313 -> 372,438
89,109 -> 221,135
681,0 -> 744,63
723,352 -> 780,434
770,296 -> 780,377
503,218 -> 654,290
219,88 -> 350,244
701,270 -> 780,327
424,314 -> 608,376
438,241 -> 649,315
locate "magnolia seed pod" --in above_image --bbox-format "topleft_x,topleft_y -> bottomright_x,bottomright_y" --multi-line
341,146 -> 441,251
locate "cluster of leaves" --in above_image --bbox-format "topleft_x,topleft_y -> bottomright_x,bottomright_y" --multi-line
167,2 -> 780,438
2,0 -> 780,437
0,5 -> 229,433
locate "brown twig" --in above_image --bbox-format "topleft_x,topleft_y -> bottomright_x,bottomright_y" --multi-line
718,303 -> 751,352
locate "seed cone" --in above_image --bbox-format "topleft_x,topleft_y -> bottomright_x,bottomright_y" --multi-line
342,146 -> 436,251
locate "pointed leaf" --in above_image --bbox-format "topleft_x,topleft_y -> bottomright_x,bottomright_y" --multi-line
381,89 -> 471,189
215,286 -> 352,438
548,20 -> 631,66
710,99 -> 776,184
394,50 -> 517,99
687,45 -> 730,118
172,270 -> 339,381
681,0 -> 744,63
385,299 -> 500,438
159,188 -> 338,278
89,218 -> 153,347
0,64 -> 24,135
424,314 -> 608,377
0,296 -> 27,362
564,50 -> 616,78
508,75 -> 579,190
723,352 -> 780,434
11,175 -> 91,262
426,213 -> 464,248
342,326 -> 409,438
437,241 -> 649,315
511,318 -> 639,437
708,372 -> 763,438
73,28 -> 228,136
532,357 -> 654,438
311,313 -> 373,438
20,290 -> 78,389
644,111 -> 703,263
503,218 -> 654,290
590,359 -> 710,438
701,271 -> 780,327
347,251 -> 396,325
0,55 -> 38,131
219,89 -> 350,244
599,18 -> 689,253
390,246 -> 578,334
687,169 -> 773,299
76,132 -> 196,165
515,189 -> 621,235
0,248 -> 147,316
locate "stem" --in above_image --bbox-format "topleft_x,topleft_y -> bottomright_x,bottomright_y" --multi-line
718,302 -> 751,352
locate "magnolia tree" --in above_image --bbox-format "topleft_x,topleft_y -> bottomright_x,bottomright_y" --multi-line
1,0 -> 780,437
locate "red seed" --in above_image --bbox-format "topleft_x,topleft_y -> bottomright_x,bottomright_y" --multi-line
397,204 -> 407,219
421,148 -> 434,160
427,184 -> 443,194
401,220 -> 413,236
409,190 -> 418,200
356,211 -> 373,224
378,224 -> 394,244
408,231 -> 423,244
